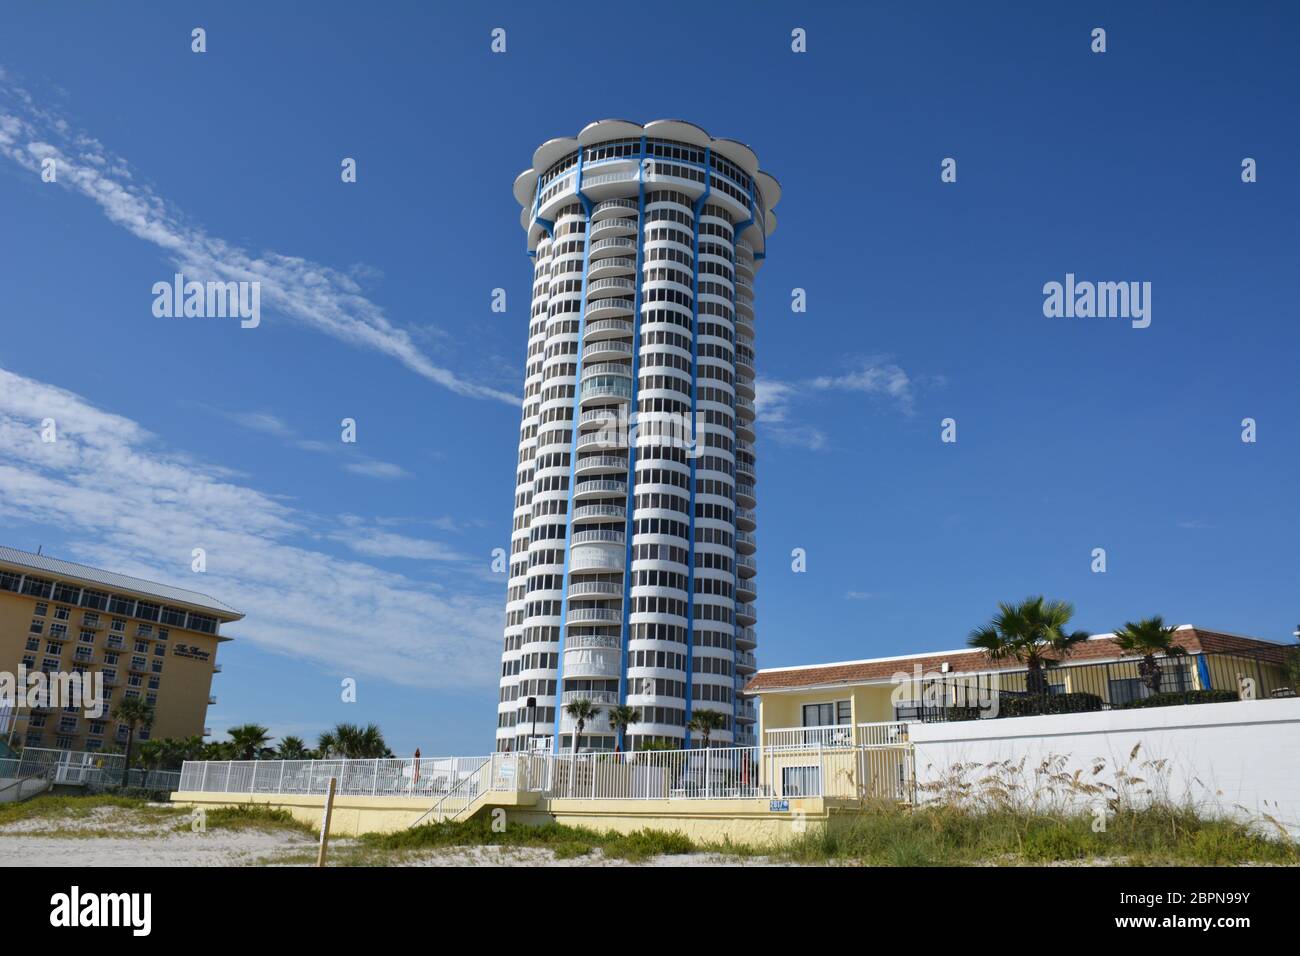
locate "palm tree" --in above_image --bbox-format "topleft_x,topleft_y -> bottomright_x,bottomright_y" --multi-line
1113,615 -> 1185,694
562,699 -> 601,756
226,723 -> 272,760
110,697 -> 155,787
969,596 -> 1090,696
687,709 -> 727,748
606,705 -> 639,750
276,735 -> 309,760
317,723 -> 389,759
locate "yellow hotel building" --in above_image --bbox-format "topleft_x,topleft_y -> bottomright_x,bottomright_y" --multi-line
0,546 -> 242,752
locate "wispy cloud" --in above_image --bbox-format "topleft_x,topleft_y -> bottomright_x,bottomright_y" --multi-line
215,407 -> 411,480
0,366 -> 502,689
0,75 -> 518,405
757,357 -> 936,449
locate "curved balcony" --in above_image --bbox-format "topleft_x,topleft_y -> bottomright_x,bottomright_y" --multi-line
590,217 -> 637,240
736,602 -> 757,626
735,347 -> 755,377
565,632 -> 620,649
737,579 -> 756,603
585,297 -> 635,322
735,553 -> 757,577
572,529 -> 625,547
579,380 -> 632,405
589,236 -> 636,260
734,376 -> 755,399
735,702 -> 758,725
736,482 -> 756,508
587,276 -> 636,299
583,339 -> 633,361
567,582 -> 623,600
573,503 -> 626,523
736,626 -> 757,650
561,690 -> 619,706
574,454 -> 628,477
573,478 -> 627,500
583,318 -> 632,341
735,396 -> 756,420
587,256 -> 636,281
579,408 -> 620,430
565,606 -> 622,626
562,647 -> 621,679
736,530 -> 756,554
576,431 -> 622,452
581,362 -> 631,382
735,650 -> 758,674
569,548 -> 625,574
592,198 -> 638,221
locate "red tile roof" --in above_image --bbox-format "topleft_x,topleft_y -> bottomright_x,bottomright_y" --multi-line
743,627 -> 1291,694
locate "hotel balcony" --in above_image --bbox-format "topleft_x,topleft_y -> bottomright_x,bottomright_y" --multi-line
565,607 -> 622,626
573,478 -> 627,500
571,529 -> 625,548
584,297 -> 635,322
582,339 -> 633,362
583,317 -> 633,341
574,454 -> 628,477
736,626 -> 758,650
573,503 -> 626,523
736,603 -> 757,626
589,236 -> 635,259
735,650 -> 758,673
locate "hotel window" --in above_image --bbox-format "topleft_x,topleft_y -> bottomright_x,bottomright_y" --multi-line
53,606 -> 71,621
781,766 -> 821,796
102,669 -> 117,684
50,623 -> 68,639
85,739 -> 102,752
110,618 -> 125,633
82,611 -> 101,627
55,736 -> 74,749
161,606 -> 188,627
22,655 -> 36,669
135,601 -> 160,623
25,732 -> 43,746
25,637 -> 40,651
104,652 -> 119,665
145,694 -> 158,707
80,589 -> 109,611
41,657 -> 60,672
153,644 -> 165,657
79,630 -> 95,644
147,677 -> 160,690
134,640 -> 148,653
88,723 -> 105,736
801,700 -> 851,727
137,624 -> 154,637
53,583 -> 81,604
108,595 -> 136,616
29,619 -> 44,634
30,715 -> 47,728
45,641 -> 63,654
151,661 -> 164,674
0,571 -> 21,592
157,627 -> 169,642
59,717 -> 78,732
128,676 -> 143,688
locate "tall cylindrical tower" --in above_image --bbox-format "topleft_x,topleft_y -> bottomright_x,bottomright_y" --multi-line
496,120 -> 779,753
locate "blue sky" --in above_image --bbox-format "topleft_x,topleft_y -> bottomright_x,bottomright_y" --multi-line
1,2 -> 1297,755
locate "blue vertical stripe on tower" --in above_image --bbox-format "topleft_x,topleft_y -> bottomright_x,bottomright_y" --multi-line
729,183 -> 755,742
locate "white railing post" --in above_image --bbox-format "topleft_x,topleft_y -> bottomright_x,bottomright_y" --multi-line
277,761 -> 286,794
371,760 -> 380,795
201,762 -> 210,792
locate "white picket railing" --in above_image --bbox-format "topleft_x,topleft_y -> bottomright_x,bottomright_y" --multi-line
178,737 -> 916,810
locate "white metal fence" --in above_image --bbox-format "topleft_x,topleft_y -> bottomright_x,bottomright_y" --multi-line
1,748 -> 181,792
178,729 -> 916,808
178,755 -> 493,798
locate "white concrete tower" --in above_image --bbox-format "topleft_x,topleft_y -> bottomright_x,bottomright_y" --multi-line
496,120 -> 779,753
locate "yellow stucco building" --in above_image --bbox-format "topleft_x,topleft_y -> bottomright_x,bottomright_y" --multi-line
0,546 -> 242,752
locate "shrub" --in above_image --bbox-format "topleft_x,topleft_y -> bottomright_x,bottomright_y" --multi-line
998,692 -> 1104,718
1117,689 -> 1238,710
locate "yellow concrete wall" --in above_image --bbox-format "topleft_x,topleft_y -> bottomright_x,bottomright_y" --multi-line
172,790 -> 854,844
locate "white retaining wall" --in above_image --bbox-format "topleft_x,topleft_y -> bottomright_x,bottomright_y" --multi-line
910,698 -> 1300,832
